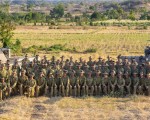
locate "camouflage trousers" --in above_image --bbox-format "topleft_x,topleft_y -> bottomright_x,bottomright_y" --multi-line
85,85 -> 94,96
94,85 -> 102,96
69,85 -> 77,97
35,86 -> 45,97
61,85 -> 69,97
26,87 -> 35,97
0,90 -> 7,101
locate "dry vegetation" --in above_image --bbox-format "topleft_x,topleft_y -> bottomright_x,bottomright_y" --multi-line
1,96 -> 150,120
12,26 -> 150,60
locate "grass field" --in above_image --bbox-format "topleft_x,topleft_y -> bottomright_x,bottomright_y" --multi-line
12,26 -> 150,60
1,96 -> 150,120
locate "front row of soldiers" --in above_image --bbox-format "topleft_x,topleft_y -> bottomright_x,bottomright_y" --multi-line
1,67 -> 150,100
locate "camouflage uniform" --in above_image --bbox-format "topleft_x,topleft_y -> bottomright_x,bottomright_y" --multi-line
109,71 -> 117,95
35,72 -> 46,97
18,70 -> 28,95
93,70 -> 102,96
86,71 -> 94,96
132,73 -> 139,95
0,78 -> 7,101
124,72 -> 132,95
8,71 -> 18,96
145,74 -> 150,96
117,73 -> 125,96
138,73 -> 145,95
46,73 -> 56,97
25,73 -> 36,97
102,72 -> 109,95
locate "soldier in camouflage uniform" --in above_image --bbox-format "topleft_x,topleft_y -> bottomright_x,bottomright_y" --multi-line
124,72 -> 132,95
86,71 -> 94,96
25,73 -> 36,97
93,70 -> 102,96
0,64 -> 7,80
132,73 -> 139,95
102,72 -> 109,95
18,70 -> 28,95
55,71 -> 61,96
8,71 -> 18,97
138,72 -> 145,95
35,71 -> 46,97
46,73 -> 56,97
117,72 -> 125,96
61,70 -> 70,97
0,77 -> 7,101
109,71 -> 117,95
77,70 -> 86,96
145,73 -> 150,96
69,70 -> 77,97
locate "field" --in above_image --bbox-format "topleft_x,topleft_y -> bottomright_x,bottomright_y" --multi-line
12,25 -> 150,60
1,96 -> 150,120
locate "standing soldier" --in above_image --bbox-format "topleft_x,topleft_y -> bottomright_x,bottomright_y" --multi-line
0,64 -> 7,79
55,71 -> 61,96
109,71 -> 117,96
18,70 -> 28,95
93,70 -> 102,96
35,71 -> 46,97
77,70 -> 86,96
117,72 -> 125,96
69,70 -> 77,97
46,73 -> 56,97
132,73 -> 139,95
61,70 -> 70,97
8,71 -> 18,97
86,71 -> 94,96
145,73 -> 150,96
102,72 -> 109,95
0,77 -> 7,101
25,73 -> 36,97
124,72 -> 132,95
138,72 -> 145,95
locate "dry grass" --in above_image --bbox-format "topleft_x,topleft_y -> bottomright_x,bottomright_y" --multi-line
1,96 -> 150,120
11,26 -> 150,60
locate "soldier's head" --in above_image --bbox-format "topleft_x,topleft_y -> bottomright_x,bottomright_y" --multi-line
71,70 -> 75,77
7,64 -> 11,70
89,56 -> 92,61
118,72 -> 122,78
48,72 -> 53,77
146,73 -> 150,78
12,70 -> 16,76
88,71 -> 92,77
21,70 -> 26,75
103,72 -> 108,78
96,70 -> 100,76
133,73 -> 137,77
124,72 -> 129,77
63,70 -> 68,76
140,72 -> 144,77
29,73 -> 34,79
98,57 -> 102,61
80,70 -> 84,76
111,71 -> 116,77
40,71 -> 44,77
77,64 -> 81,69
1,77 -> 4,83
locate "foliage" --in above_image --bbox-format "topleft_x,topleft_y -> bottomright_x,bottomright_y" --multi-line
84,48 -> 97,53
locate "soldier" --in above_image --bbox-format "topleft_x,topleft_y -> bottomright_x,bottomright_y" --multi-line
18,70 -> 28,95
35,71 -> 46,97
46,72 -> 56,97
138,72 -> 145,95
124,72 -> 132,95
117,72 -> 125,96
145,73 -> 150,96
33,55 -> 40,64
132,73 -> 139,95
12,60 -> 20,77
0,77 -> 7,101
75,64 -> 82,77
86,71 -> 94,96
69,70 -> 77,97
55,71 -> 61,96
25,73 -> 36,97
102,72 -> 109,95
77,70 -> 86,96
0,64 -> 7,80
87,56 -> 93,66
8,71 -> 18,97
109,71 -> 117,95
61,70 -> 70,97
93,70 -> 102,96
26,62 -> 35,77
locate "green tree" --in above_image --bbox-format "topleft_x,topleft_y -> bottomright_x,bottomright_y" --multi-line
128,10 -> 136,20
91,12 -> 100,20
0,21 -> 15,48
50,4 -> 64,19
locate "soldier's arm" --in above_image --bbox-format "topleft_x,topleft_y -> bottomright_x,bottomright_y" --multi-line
135,78 -> 139,86
40,78 -> 46,88
32,80 -> 37,88
122,79 -> 125,87
128,78 -> 132,87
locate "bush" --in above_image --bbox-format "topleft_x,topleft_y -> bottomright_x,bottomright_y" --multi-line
47,44 -> 66,51
84,48 -> 97,53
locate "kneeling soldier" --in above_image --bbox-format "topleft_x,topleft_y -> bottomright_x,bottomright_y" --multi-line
102,72 -> 109,95
132,72 -> 139,95
25,73 -> 36,97
124,72 -> 131,95
8,71 -> 18,97
86,71 -> 94,96
117,72 -> 125,97
109,71 -> 117,96
145,73 -> 150,96
18,70 -> 28,95
0,78 -> 7,101
36,71 -> 46,97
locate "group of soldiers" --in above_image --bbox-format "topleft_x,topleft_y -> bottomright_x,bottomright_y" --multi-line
0,54 -> 150,100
